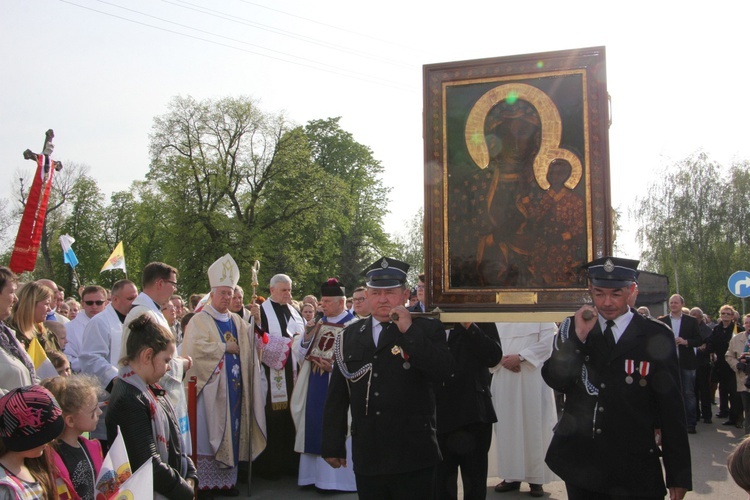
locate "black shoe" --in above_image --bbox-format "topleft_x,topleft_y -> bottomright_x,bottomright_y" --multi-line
529,484 -> 544,497
717,412 -> 729,418
703,418 -> 712,423
494,481 -> 521,493
688,427 -> 697,434
723,420 -> 736,426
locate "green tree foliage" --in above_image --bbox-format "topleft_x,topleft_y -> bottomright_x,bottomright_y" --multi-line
633,152 -> 750,314
303,118 -> 392,291
392,207 -> 424,288
146,97 -> 391,296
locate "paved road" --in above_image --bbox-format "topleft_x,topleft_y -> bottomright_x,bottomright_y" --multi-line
223,419 -> 748,499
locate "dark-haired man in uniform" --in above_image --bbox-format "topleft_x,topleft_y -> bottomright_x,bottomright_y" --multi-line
322,257 -> 453,500
542,257 -> 691,499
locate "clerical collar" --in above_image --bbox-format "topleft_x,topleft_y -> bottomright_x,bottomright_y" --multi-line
115,309 -> 127,323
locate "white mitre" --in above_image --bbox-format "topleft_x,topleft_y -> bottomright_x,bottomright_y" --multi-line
208,254 -> 240,288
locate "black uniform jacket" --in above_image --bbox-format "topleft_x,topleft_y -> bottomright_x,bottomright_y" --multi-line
106,380 -> 197,500
542,313 -> 692,497
435,322 -> 503,433
656,313 -> 703,370
322,316 -> 454,476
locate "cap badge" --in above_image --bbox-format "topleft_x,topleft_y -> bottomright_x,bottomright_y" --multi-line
603,259 -> 615,272
381,258 -> 389,269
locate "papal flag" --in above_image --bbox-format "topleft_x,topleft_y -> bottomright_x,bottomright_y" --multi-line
27,336 -> 58,379
101,241 -> 126,274
59,234 -> 79,268
95,427 -> 133,499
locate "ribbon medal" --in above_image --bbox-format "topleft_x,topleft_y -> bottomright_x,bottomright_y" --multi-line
392,345 -> 410,369
638,361 -> 650,386
624,359 -> 635,384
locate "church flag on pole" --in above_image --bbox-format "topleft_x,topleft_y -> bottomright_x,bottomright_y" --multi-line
101,242 -> 126,274
59,234 -> 79,268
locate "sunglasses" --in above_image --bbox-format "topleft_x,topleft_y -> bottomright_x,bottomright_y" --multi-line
84,300 -> 105,306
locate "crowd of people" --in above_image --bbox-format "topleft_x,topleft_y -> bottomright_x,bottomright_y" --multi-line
1,255 -> 750,499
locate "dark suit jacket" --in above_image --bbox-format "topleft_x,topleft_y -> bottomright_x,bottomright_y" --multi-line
542,313 -> 692,497
434,322 -> 503,434
322,316 -> 453,476
656,313 -> 703,370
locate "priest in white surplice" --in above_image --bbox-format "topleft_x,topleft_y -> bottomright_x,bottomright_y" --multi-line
182,254 -> 267,495
250,273 -> 305,479
490,322 -> 558,498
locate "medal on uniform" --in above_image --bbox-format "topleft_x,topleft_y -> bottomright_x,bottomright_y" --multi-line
224,332 -> 236,343
638,361 -> 650,386
392,345 -> 410,369
624,359 -> 634,384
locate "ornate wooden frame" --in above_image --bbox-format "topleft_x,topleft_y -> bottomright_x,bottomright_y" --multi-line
423,46 -> 611,315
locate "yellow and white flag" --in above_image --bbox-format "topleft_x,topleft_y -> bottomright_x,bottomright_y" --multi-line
101,241 -> 126,274
27,336 -> 58,379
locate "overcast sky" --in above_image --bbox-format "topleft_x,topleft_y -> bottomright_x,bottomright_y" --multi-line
2,0 -> 748,262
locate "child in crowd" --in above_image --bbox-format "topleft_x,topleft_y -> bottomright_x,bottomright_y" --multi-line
46,350 -> 72,377
729,436 -> 750,499
42,375 -> 103,500
106,314 -> 197,500
43,321 -> 67,351
0,385 -> 64,499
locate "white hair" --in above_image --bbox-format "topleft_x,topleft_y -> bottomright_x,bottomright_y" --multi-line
270,274 -> 292,288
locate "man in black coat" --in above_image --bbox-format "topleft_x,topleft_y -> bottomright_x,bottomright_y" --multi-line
542,257 -> 691,500
322,257 -> 454,500
434,322 -> 502,499
689,307 -> 714,423
657,294 -> 704,433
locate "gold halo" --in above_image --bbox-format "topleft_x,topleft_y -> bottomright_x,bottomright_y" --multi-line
464,82 -> 582,191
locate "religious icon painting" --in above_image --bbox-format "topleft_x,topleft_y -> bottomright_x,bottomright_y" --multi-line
423,47 -> 612,318
304,322 -> 344,363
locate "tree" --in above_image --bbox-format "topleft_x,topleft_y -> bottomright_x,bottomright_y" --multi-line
632,152 -> 743,314
392,207 -> 424,287
303,118 -> 392,290
146,96 -> 390,296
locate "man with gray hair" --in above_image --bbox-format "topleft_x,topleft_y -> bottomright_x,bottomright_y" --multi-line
250,273 -> 305,479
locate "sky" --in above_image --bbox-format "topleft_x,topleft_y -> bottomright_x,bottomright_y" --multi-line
2,0 -> 749,263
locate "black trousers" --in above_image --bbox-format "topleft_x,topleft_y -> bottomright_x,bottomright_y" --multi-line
695,363 -> 712,420
435,422 -> 493,500
565,483 -> 663,500
355,466 -> 435,500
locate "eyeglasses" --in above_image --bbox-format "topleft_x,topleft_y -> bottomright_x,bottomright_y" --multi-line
84,300 -> 105,306
416,285 -> 426,290
164,280 -> 178,287
352,297 -> 366,303
721,312 -> 734,315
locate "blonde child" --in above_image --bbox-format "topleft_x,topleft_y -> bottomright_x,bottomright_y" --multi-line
42,376 -> 103,500
0,385 -> 64,499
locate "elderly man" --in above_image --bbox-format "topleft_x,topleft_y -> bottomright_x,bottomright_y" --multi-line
542,257 -> 691,499
250,273 -> 305,479
292,278 -> 357,491
79,279 -> 138,450
64,285 -> 107,372
182,254 -> 266,496
322,257 -> 453,499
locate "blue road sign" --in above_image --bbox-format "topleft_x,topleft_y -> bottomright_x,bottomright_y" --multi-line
728,271 -> 750,298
